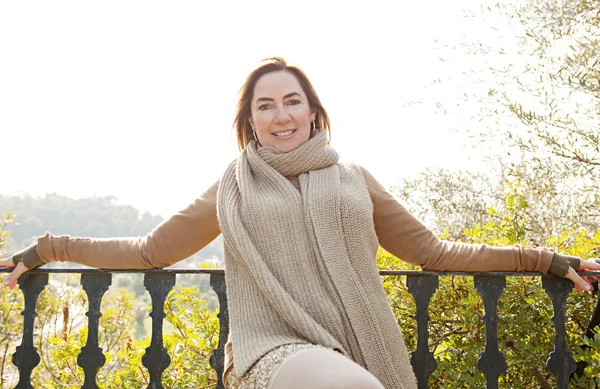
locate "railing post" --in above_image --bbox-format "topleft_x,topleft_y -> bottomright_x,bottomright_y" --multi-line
542,276 -> 577,388
142,273 -> 176,389
77,273 -> 112,389
406,274 -> 439,389
209,271 -> 229,389
12,273 -> 49,389
473,275 -> 507,388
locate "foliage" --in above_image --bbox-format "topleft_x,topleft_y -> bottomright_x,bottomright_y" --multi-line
3,188 -> 600,388
0,212 -> 23,387
0,192 -> 223,314
0,212 -> 16,259
161,286 -> 220,388
392,3 -> 600,383
1,213 -> 221,388
394,163 -> 598,247
0,193 -> 224,267
503,0 -> 600,170
383,176 -> 600,387
0,277 -> 219,388
0,194 -> 164,250
392,168 -> 499,238
456,0 -> 600,168
410,0 -> 600,243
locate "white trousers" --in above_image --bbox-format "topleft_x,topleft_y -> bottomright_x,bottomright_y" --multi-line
267,347 -> 385,389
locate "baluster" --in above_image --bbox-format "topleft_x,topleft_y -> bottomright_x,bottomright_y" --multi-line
142,273 -> 176,389
407,274 -> 439,389
209,271 -> 229,389
542,276 -> 577,388
77,273 -> 112,389
473,276 -> 507,388
12,273 -> 49,389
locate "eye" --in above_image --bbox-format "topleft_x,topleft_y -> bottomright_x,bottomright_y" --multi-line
258,104 -> 272,111
286,99 -> 301,105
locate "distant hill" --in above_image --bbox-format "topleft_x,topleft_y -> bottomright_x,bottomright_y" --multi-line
0,192 -> 224,265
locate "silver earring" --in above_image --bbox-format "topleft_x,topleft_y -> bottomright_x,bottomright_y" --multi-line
252,130 -> 260,143
310,121 -> 316,136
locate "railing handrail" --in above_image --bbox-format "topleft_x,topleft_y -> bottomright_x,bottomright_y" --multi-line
3,267 -> 600,276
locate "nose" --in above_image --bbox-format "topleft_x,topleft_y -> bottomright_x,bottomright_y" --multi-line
273,105 -> 291,123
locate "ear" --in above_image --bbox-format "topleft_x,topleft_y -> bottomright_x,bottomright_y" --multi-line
310,109 -> 316,122
248,117 -> 254,130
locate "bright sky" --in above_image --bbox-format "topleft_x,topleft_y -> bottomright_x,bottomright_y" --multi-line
1,0 -> 499,217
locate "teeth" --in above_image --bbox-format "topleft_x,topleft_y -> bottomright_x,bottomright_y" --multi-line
274,129 -> 295,137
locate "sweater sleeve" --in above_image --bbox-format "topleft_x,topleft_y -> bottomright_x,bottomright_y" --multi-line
36,179 -> 222,269
360,167 -> 553,273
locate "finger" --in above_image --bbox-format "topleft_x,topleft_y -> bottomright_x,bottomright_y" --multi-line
578,259 -> 600,271
0,257 -> 16,268
565,267 -> 594,292
3,262 -> 29,290
577,260 -> 600,289
573,276 -> 591,291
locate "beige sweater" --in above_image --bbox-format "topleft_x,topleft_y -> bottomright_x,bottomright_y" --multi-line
35,167 -> 553,385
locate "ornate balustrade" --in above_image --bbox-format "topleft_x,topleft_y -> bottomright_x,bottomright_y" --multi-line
2,268 -> 599,389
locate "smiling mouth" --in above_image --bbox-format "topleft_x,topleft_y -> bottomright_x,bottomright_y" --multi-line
273,129 -> 296,138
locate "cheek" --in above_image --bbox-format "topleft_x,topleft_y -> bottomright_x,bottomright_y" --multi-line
253,114 -> 272,129
293,107 -> 313,125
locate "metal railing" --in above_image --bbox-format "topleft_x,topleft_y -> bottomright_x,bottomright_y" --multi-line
2,268 -> 598,389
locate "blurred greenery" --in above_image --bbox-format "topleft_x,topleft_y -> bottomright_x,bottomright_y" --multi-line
380,183 -> 600,387
2,178 -> 600,387
0,192 -> 223,316
1,209 -> 222,388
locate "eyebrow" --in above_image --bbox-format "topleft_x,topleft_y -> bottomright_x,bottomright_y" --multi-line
255,92 -> 301,103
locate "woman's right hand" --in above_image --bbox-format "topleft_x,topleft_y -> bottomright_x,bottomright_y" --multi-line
1,244 -> 41,289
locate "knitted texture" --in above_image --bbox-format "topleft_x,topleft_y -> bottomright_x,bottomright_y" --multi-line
217,130 -> 417,389
10,244 -> 43,269
549,253 -> 581,277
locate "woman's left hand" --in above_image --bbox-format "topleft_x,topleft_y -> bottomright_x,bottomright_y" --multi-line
567,258 -> 600,292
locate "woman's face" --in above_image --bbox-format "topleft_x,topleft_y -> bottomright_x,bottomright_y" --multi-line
249,70 -> 316,153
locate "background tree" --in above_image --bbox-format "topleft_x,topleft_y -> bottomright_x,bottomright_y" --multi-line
379,186 -> 600,387
400,0 -> 600,242
390,0 -> 600,385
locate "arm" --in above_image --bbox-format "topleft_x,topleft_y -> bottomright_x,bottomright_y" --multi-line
360,166 -> 553,273
14,179 -> 221,270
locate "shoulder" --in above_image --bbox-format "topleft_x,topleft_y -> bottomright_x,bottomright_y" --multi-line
335,164 -> 382,205
336,162 -> 363,176
346,164 -> 391,204
336,162 -> 365,183
336,164 -> 381,190
334,162 -> 376,180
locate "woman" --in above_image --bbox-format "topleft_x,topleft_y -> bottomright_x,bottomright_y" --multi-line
2,57 -> 599,389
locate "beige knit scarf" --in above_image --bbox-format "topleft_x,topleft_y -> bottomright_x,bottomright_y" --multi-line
217,130 -> 417,389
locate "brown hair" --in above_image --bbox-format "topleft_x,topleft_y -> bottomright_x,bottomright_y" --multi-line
233,57 -> 331,151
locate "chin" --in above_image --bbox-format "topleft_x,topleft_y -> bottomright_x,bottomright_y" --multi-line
275,144 -> 299,153
278,138 -> 310,153
265,132 -> 310,153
